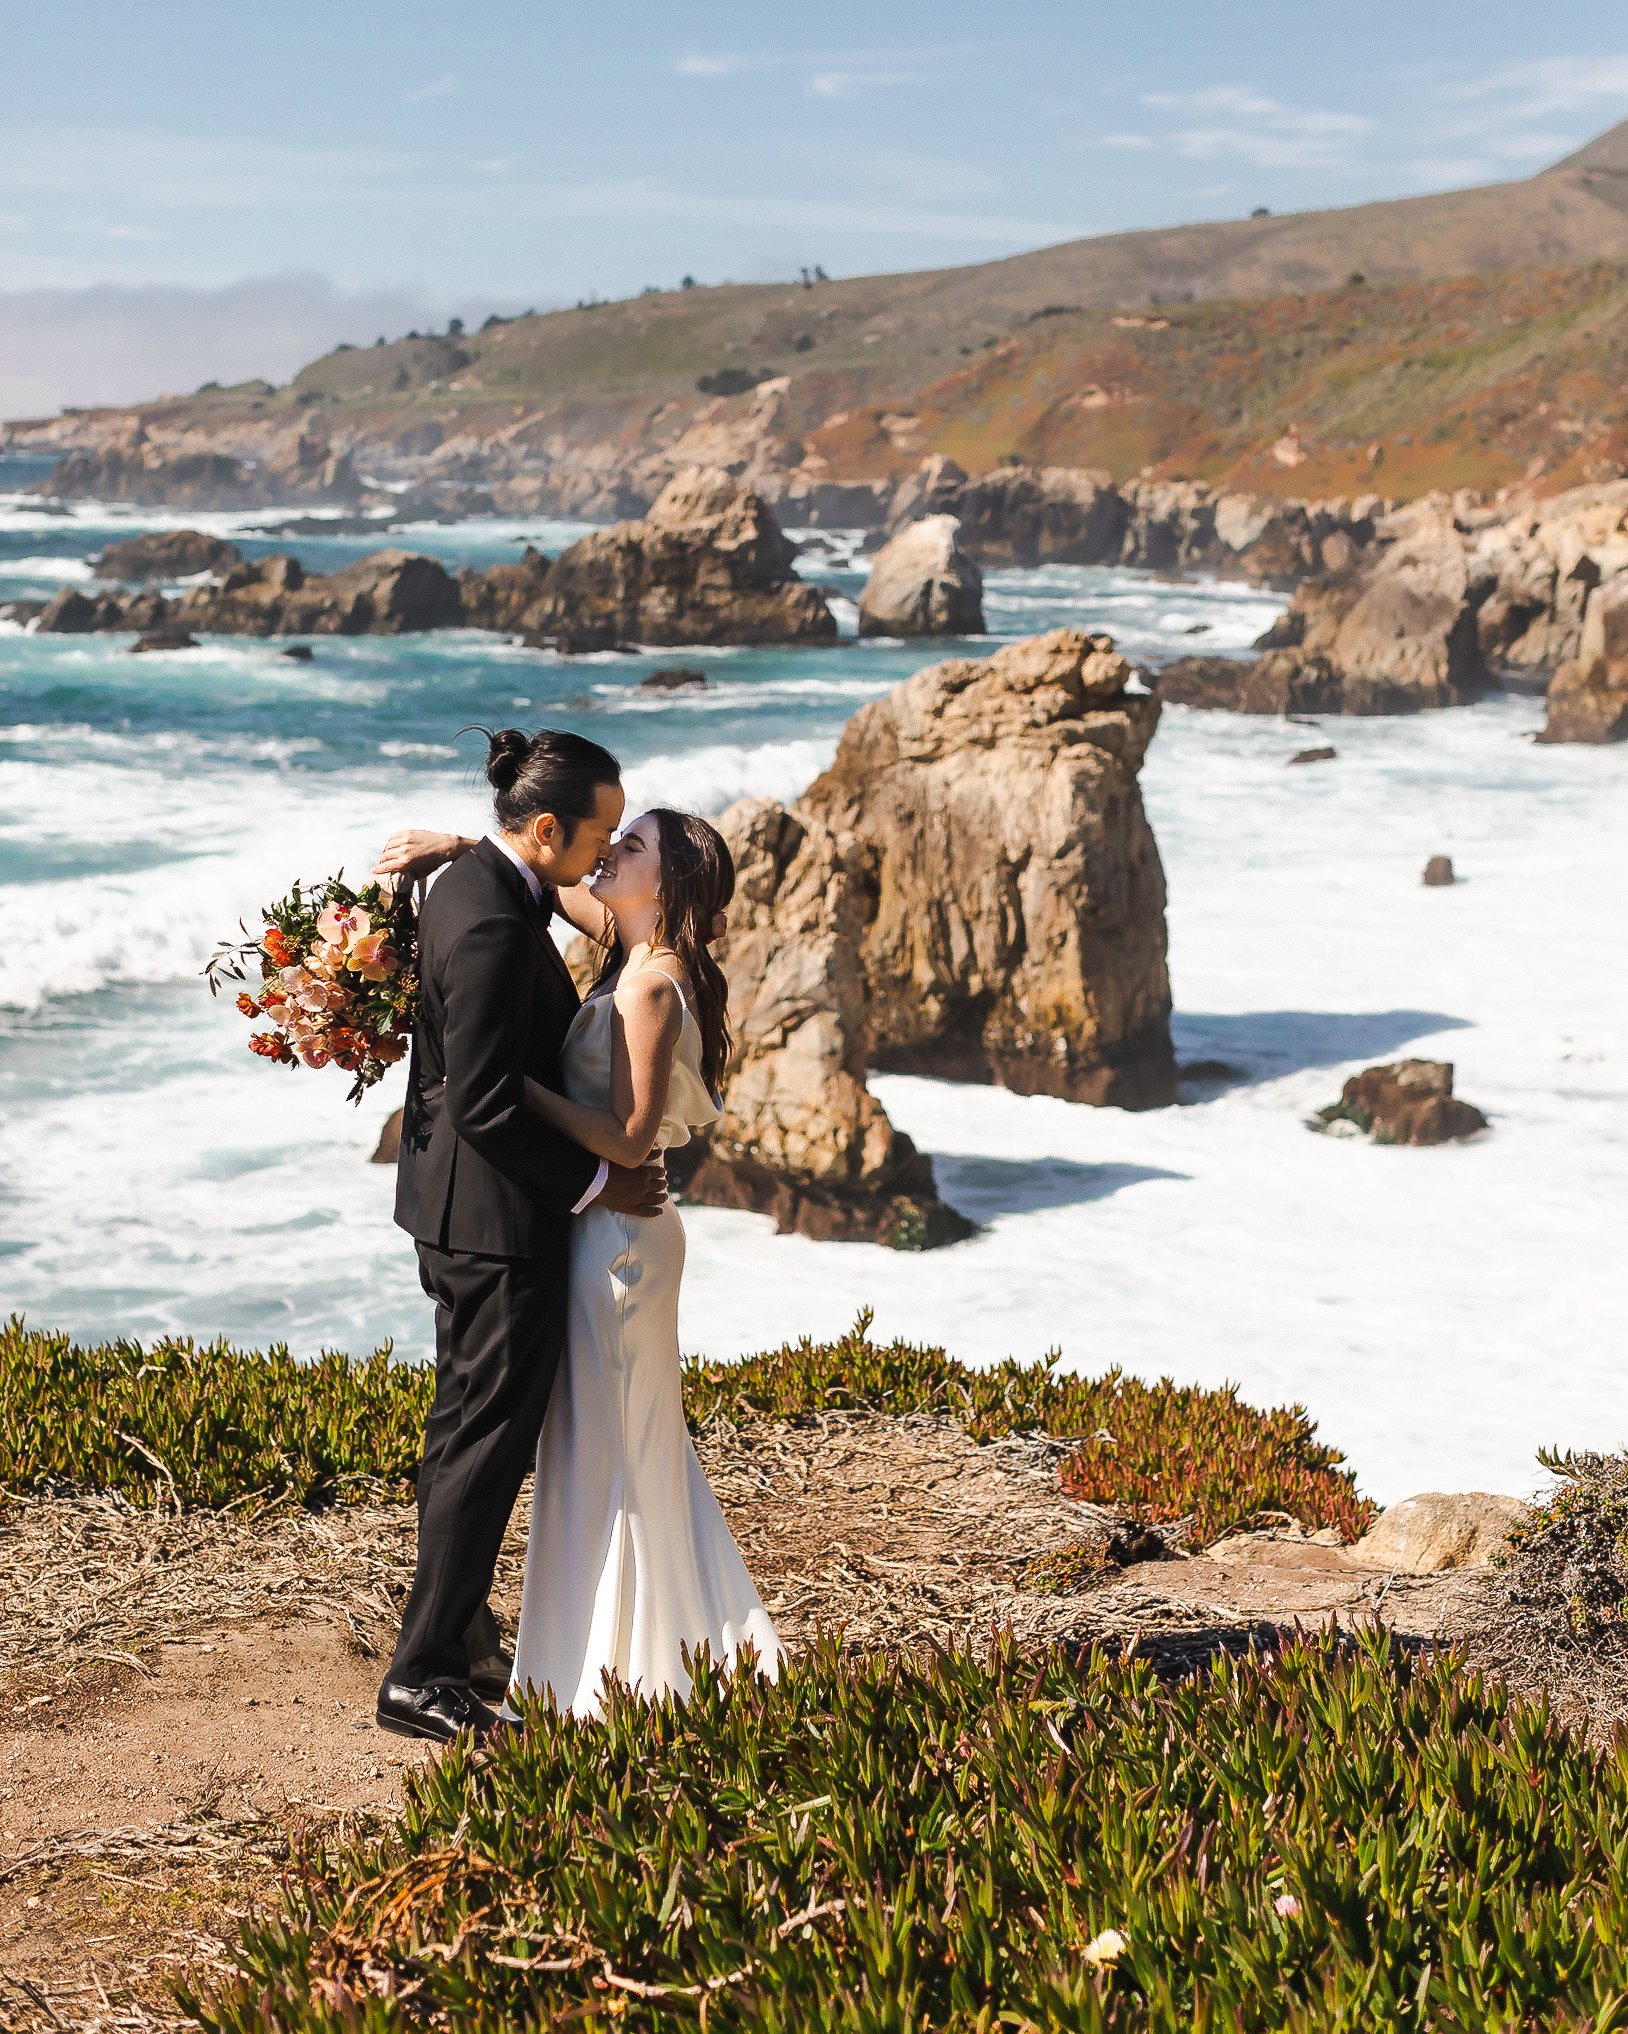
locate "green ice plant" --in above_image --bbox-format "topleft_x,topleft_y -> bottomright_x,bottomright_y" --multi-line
0,1314 -> 1370,1540
185,1629 -> 1628,2033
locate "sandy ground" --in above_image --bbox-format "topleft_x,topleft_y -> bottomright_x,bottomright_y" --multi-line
0,1416 -> 1534,2031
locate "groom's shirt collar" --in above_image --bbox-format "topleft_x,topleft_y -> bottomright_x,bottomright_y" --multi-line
485,831 -> 544,907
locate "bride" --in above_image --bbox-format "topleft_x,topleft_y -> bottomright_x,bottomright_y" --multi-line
387,805 -> 782,1717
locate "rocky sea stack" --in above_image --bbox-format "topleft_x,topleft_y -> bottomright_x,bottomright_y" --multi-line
672,627 -> 1174,1244
492,467 -> 837,653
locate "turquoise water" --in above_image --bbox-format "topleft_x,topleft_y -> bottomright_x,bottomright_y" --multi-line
5,466 -> 1624,1499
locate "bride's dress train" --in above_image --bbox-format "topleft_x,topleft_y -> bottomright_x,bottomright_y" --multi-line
506,983 -> 782,1716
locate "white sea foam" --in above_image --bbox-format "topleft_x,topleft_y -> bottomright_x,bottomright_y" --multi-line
621,737 -> 832,815
0,554 -> 93,584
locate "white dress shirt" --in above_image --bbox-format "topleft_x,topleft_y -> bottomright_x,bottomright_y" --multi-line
483,832 -> 607,1215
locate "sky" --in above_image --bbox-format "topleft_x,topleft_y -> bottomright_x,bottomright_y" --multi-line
3,0 -> 1628,415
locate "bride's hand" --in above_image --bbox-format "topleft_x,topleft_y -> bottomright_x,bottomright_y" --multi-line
373,829 -> 474,885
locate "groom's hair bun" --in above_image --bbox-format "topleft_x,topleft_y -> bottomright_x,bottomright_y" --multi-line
468,725 -> 622,837
484,726 -> 531,794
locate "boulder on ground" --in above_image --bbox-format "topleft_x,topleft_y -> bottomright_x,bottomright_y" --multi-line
93,530 -> 241,580
1316,1059 -> 1488,1144
1161,508 -> 1490,716
857,515 -> 984,637
1353,1491 -> 1530,1572
679,628 -> 1176,1244
1539,576 -> 1628,743
1288,745 -> 1337,765
371,1109 -> 403,1165
515,468 -> 836,652
1422,855 -> 1456,886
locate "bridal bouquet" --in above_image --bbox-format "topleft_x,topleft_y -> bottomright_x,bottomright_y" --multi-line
207,876 -> 418,1101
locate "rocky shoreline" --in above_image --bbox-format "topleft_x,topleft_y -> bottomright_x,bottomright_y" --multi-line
12,422 -> 1628,737
9,471 -> 837,654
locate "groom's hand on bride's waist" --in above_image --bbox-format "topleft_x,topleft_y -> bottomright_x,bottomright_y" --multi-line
596,1158 -> 668,1216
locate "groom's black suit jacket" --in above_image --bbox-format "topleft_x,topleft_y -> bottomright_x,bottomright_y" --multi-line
394,837 -> 599,1260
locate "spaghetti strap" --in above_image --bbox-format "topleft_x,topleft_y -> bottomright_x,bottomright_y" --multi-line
629,958 -> 693,1021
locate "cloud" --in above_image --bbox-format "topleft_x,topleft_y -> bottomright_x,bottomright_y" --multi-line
675,44 -> 967,100
1133,87 -> 1373,170
675,52 -> 755,78
805,69 -> 918,101
404,73 -> 461,105
1441,54 -> 1628,122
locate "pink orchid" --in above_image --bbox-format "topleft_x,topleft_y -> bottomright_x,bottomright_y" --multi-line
346,930 -> 397,982
316,903 -> 370,947
1274,1894 -> 1302,1919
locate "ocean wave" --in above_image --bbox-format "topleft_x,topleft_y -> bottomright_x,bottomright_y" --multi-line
621,736 -> 833,817
0,734 -> 831,1007
0,554 -> 94,583
0,773 -> 480,1009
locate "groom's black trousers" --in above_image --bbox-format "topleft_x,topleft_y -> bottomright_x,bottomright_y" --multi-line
389,1241 -> 567,1687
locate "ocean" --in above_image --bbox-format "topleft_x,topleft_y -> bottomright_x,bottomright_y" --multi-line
1,467 -> 1623,1504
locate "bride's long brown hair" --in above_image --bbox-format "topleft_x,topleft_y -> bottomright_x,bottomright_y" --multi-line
594,807 -> 735,1096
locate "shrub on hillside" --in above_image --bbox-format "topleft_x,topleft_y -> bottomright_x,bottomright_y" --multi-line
0,1317 -> 431,1508
187,1630 -> 1628,2033
1,1313 -> 1371,1540
1502,1448 -> 1628,1637
688,1313 -> 1373,1542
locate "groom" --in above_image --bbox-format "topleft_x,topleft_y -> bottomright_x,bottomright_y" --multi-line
378,728 -> 666,1743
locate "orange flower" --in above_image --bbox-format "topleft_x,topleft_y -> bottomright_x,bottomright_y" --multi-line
262,927 -> 295,967
236,993 -> 258,1018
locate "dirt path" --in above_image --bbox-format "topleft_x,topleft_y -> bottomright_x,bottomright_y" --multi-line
0,1414 -> 1521,2031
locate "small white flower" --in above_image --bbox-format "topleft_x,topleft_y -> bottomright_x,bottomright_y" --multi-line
1083,1927 -> 1126,1966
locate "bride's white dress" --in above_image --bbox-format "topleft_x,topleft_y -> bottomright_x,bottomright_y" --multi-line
506,981 -> 783,1716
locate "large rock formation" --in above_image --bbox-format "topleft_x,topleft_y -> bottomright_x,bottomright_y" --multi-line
31,475 -> 830,650
857,515 -> 984,637
676,629 -> 1174,1244
37,548 -> 464,638
1161,503 -> 1491,714
1157,483 -> 1628,731
1540,576 -> 1628,742
514,468 -> 836,652
93,530 -> 242,580
675,798 -> 972,1249
883,456 -> 1384,583
39,430 -> 361,509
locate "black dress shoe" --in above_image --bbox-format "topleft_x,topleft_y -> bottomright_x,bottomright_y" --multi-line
467,1648 -> 514,1705
375,1677 -> 497,1744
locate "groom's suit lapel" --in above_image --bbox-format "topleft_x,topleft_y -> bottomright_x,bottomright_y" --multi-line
473,837 -> 581,1001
